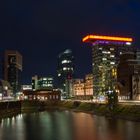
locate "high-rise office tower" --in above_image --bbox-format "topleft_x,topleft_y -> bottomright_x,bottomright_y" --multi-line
57,49 -> 74,97
83,35 -> 133,97
4,50 -> 22,94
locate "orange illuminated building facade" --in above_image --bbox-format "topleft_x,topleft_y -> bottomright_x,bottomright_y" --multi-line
73,74 -> 93,99
73,79 -> 85,98
85,74 -> 93,96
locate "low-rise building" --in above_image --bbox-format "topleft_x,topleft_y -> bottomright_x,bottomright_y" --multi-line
73,79 -> 85,99
22,85 -> 32,91
0,80 -> 13,100
22,90 -> 61,101
72,74 -> 93,100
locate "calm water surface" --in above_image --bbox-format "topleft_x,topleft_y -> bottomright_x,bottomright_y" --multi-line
0,111 -> 140,140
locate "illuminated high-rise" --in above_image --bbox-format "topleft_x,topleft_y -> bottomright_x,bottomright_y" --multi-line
83,35 -> 133,97
57,49 -> 74,97
4,50 -> 22,94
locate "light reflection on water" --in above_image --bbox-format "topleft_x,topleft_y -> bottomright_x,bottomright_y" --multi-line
0,111 -> 140,140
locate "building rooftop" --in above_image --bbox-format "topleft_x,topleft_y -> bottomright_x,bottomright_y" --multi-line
82,35 -> 133,43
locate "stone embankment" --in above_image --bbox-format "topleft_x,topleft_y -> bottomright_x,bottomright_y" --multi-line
1,100 -> 140,121
0,101 -> 21,118
21,100 -> 140,121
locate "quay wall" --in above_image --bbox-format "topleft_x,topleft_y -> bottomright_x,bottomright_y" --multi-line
1,100 -> 140,121
0,101 -> 21,118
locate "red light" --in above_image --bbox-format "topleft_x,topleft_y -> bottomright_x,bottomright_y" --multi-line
67,75 -> 71,80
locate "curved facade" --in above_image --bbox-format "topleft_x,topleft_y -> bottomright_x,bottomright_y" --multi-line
57,49 -> 74,97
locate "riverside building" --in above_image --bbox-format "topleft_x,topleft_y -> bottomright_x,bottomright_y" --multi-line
117,51 -> 140,100
83,35 -> 133,97
72,74 -> 93,100
73,79 -> 85,98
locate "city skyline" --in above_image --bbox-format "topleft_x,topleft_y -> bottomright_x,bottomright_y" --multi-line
0,0 -> 140,84
0,1 -> 140,139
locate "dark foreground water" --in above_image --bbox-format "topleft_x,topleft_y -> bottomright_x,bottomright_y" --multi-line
0,111 -> 140,140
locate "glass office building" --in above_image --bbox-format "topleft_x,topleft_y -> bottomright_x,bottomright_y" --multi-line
57,49 -> 74,97
83,35 -> 133,97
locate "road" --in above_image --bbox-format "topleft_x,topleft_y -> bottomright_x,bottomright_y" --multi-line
69,99 -> 140,105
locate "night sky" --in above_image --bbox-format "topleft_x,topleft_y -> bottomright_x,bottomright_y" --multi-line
0,0 -> 140,84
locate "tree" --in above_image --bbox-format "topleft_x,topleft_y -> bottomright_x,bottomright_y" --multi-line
106,90 -> 118,110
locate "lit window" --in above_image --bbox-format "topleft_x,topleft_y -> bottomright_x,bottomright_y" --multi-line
62,60 -> 71,64
102,58 -> 107,61
62,60 -> 67,64
43,78 -> 47,80
63,67 -> 67,71
110,48 -> 114,51
47,84 -> 52,87
110,55 -> 115,58
102,51 -> 107,54
110,62 -> 115,65
102,51 -> 110,54
58,73 -> 61,77
126,42 -> 131,45
48,78 -> 53,80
